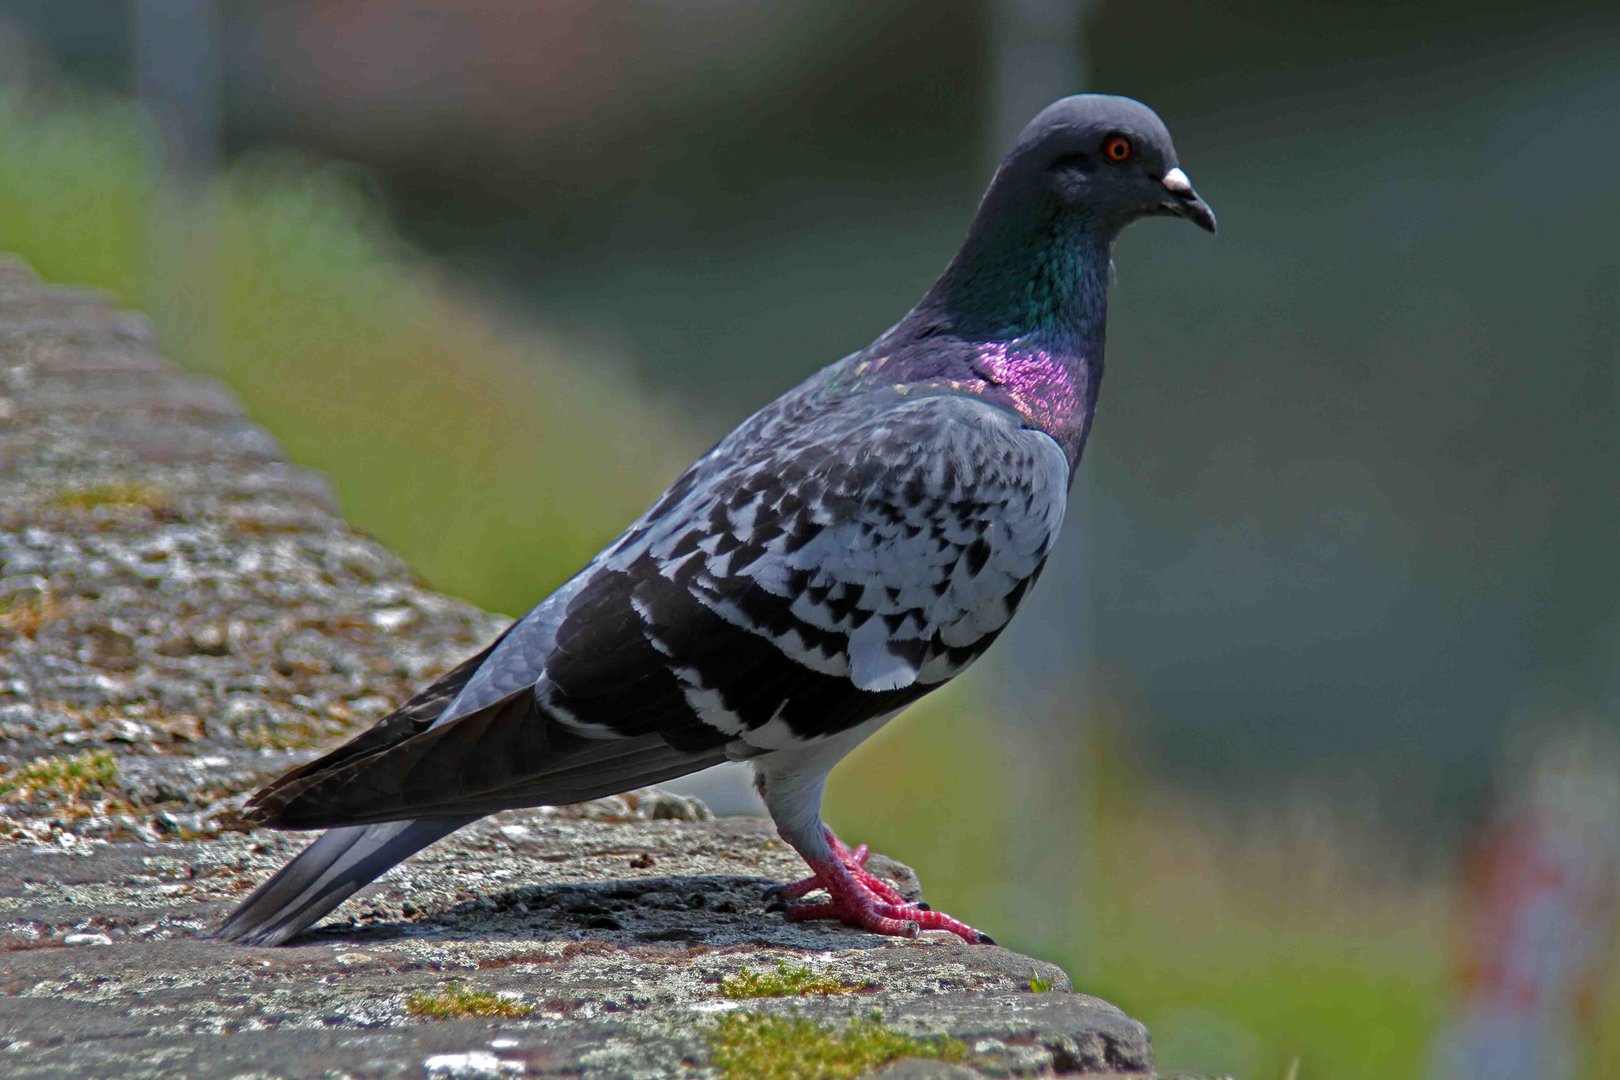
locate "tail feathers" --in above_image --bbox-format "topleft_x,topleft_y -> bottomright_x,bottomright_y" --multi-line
215,816 -> 471,946
254,682 -> 737,829
243,628 -> 514,814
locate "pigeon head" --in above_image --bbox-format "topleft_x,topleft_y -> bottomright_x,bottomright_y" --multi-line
1005,94 -> 1216,237
927,94 -> 1213,339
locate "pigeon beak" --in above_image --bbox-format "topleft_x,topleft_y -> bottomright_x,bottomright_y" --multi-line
1160,167 -> 1217,235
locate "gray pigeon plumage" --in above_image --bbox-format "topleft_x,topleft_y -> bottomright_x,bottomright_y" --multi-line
217,93 -> 1215,947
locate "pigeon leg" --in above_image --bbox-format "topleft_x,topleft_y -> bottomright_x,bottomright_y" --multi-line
777,826 -> 994,944
766,827 -> 908,904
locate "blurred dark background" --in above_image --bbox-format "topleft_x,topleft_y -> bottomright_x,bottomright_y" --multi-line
2,2 -> 1616,1075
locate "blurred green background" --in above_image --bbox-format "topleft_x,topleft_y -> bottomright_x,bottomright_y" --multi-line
2,2 -> 1617,1076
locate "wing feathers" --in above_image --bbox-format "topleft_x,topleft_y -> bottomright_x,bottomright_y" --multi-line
243,392 -> 1068,833
252,685 -> 734,829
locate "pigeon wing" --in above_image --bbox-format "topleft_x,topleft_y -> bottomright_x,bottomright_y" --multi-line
249,392 -> 1070,827
541,390 -> 1073,751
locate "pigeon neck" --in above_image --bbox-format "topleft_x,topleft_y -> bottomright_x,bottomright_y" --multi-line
864,216 -> 1111,465
930,211 -> 1114,347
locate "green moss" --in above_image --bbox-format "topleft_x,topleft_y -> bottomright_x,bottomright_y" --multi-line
720,961 -> 868,999
708,1011 -> 966,1080
47,483 -> 171,513
404,982 -> 534,1020
0,750 -> 118,802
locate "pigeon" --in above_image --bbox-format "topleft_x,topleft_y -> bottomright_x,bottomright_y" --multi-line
216,94 -> 1215,947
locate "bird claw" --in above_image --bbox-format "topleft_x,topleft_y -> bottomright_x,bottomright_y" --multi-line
773,827 -> 991,945
767,826 -> 903,904
785,893 -> 986,943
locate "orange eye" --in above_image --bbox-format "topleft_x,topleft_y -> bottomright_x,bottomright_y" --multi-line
1103,136 -> 1133,162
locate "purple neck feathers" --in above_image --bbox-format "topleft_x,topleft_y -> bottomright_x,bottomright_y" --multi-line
969,339 -> 1096,462
844,230 -> 1112,468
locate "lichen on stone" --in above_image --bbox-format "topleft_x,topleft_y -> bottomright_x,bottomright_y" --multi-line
707,1010 -> 968,1080
0,588 -> 64,639
235,713 -> 345,751
720,960 -> 869,999
404,982 -> 535,1020
46,482 -> 172,514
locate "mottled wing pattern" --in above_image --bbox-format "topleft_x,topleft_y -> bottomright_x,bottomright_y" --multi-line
538,391 -> 1070,752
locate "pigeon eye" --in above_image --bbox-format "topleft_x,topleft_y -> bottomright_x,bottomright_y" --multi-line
1103,136 -> 1133,163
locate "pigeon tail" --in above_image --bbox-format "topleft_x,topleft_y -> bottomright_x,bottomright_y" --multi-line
214,816 -> 471,946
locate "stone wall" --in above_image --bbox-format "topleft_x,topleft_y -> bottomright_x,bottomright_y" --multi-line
0,259 -> 1160,1079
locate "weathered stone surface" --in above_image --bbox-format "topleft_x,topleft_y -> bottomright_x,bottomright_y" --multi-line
0,258 -> 1157,1077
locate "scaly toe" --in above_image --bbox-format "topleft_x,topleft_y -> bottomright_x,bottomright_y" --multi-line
765,874 -> 823,904
777,832 -> 990,944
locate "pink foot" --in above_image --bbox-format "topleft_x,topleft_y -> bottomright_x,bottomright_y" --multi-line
768,830 -> 904,903
770,827 -> 994,945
